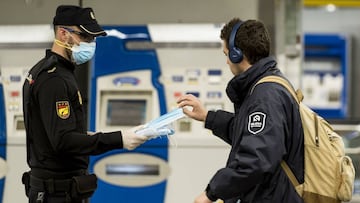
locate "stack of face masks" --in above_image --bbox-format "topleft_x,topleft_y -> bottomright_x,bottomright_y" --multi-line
136,108 -> 186,139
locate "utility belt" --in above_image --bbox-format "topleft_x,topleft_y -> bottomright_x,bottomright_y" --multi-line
31,168 -> 86,179
22,169 -> 97,200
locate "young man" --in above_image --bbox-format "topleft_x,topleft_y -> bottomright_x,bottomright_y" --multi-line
22,5 -> 149,203
177,18 -> 304,203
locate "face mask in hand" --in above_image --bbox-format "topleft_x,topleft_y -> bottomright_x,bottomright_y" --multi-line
71,42 -> 96,65
135,108 -> 185,138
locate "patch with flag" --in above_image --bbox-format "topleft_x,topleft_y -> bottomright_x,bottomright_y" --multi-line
56,101 -> 70,119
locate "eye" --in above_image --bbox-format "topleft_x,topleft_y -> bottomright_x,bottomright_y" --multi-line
80,34 -> 95,43
61,27 -> 94,42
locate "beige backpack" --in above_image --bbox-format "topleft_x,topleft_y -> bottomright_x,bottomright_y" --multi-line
254,75 -> 355,203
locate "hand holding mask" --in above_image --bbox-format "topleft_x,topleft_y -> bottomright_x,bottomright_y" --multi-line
135,108 -> 186,139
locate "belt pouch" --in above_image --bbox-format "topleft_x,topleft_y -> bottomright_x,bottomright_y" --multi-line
22,171 -> 31,197
71,174 -> 98,199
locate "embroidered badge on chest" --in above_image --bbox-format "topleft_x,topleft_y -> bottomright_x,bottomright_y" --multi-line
248,112 -> 266,135
56,101 -> 70,119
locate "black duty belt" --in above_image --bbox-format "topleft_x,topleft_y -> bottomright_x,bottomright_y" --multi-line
31,168 -> 86,179
30,175 -> 73,194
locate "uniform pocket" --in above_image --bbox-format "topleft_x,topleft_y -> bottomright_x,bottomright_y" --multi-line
71,174 -> 98,199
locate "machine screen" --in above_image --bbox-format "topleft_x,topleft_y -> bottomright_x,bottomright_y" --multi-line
106,164 -> 159,175
106,100 -> 146,126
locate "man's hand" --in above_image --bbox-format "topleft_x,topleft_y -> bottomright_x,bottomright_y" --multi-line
194,192 -> 213,203
122,125 -> 148,150
177,94 -> 208,122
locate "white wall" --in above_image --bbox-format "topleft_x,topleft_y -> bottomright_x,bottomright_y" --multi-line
303,8 -> 360,33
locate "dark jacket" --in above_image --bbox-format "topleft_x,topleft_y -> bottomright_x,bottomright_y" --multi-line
205,56 -> 304,203
23,50 -> 123,174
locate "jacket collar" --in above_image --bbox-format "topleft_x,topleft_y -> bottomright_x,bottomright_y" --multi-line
226,56 -> 278,105
45,49 -> 76,72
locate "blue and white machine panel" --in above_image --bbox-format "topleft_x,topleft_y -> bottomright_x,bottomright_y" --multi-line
303,33 -> 350,119
89,25 -> 169,203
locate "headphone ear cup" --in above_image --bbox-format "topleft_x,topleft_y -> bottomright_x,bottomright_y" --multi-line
228,21 -> 244,64
229,47 -> 243,63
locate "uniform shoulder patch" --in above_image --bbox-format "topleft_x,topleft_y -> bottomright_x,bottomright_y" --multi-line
77,91 -> 83,105
47,67 -> 56,73
248,112 -> 266,135
56,101 -> 70,119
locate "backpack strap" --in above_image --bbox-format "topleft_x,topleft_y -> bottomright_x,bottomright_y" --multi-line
281,160 -> 301,187
251,75 -> 303,104
252,75 -> 303,190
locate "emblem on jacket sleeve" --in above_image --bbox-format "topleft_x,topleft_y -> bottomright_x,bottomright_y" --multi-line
56,101 -> 70,119
248,112 -> 266,135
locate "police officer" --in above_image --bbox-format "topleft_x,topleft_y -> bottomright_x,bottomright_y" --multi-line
22,5 -> 149,203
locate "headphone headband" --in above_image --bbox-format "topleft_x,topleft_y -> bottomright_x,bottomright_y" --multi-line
228,21 -> 244,63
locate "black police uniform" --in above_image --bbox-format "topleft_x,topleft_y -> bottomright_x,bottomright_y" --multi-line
22,50 -> 123,203
204,56 -> 304,203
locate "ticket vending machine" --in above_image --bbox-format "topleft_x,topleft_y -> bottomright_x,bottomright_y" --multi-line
89,24 -> 231,203
89,25 -> 169,203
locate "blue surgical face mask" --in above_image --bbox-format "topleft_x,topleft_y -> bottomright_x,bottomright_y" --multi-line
135,108 -> 186,138
147,108 -> 185,129
71,41 -> 96,65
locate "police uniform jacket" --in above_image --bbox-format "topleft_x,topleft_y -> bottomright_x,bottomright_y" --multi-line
23,50 -> 123,173
204,56 -> 304,203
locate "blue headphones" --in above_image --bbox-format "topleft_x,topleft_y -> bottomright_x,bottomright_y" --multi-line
229,21 -> 244,63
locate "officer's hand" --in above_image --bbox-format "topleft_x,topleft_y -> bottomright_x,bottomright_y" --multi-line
177,94 -> 208,122
122,125 -> 149,150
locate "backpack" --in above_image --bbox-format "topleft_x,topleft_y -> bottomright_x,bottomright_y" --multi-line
254,75 -> 355,203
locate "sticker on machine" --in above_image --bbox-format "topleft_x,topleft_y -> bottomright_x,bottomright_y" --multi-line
56,101 -> 70,119
248,112 -> 266,135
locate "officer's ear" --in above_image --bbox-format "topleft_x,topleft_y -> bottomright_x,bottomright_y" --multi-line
55,26 -> 70,41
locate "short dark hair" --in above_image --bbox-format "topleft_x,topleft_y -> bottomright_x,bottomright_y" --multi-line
220,18 -> 271,64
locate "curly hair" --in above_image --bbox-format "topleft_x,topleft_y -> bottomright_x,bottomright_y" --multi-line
220,18 -> 271,64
